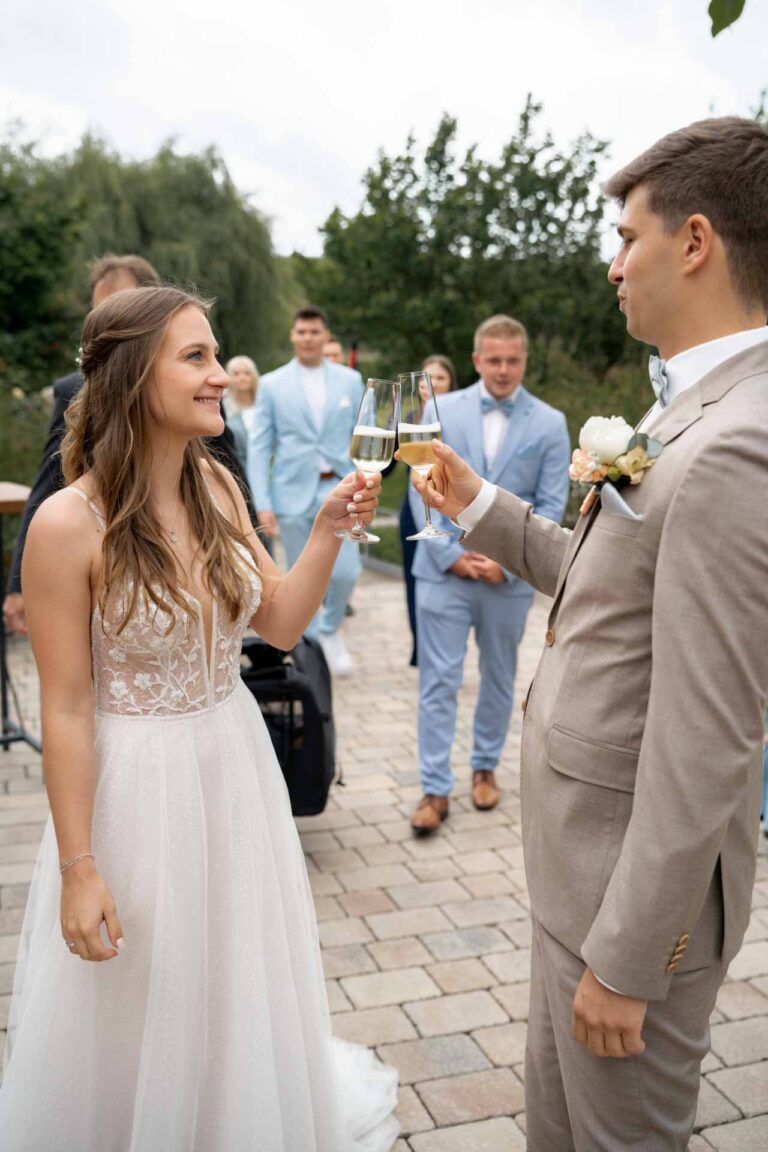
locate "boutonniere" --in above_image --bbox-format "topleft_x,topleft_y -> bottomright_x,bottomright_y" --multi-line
569,416 -> 662,515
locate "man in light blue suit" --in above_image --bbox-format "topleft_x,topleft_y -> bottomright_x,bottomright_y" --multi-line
410,315 -> 571,833
248,306 -> 364,673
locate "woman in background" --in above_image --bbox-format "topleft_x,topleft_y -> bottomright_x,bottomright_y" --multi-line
224,355 -> 259,475
225,355 -> 273,554
400,354 -> 457,666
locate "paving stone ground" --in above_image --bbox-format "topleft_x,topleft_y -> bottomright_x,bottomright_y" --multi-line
2,567 -> 767,1149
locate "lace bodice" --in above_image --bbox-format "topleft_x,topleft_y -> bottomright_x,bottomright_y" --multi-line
73,489 -> 262,718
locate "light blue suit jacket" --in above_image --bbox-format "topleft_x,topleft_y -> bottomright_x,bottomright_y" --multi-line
410,382 -> 571,592
248,359 -> 363,517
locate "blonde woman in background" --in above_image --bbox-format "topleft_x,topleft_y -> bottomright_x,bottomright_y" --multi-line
224,355 -> 260,474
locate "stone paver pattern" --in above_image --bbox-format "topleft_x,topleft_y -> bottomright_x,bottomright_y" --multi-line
2,568 -> 767,1149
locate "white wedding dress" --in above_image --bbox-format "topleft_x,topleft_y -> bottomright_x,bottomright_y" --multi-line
0,498 -> 399,1151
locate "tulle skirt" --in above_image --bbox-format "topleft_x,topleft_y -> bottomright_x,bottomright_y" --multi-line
0,683 -> 398,1151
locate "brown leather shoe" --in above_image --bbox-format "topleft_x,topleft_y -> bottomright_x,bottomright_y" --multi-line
472,770 -> 500,811
410,794 -> 449,835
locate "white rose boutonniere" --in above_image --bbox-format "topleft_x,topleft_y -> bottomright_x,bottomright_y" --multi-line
569,415 -> 662,514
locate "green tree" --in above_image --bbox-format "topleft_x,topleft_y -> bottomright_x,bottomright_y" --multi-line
0,133 -> 84,381
0,128 -> 292,510
59,135 -> 291,369
294,99 -> 632,384
0,128 -> 292,396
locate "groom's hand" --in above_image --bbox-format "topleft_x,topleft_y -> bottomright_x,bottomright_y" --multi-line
572,968 -> 647,1058
400,440 -> 483,522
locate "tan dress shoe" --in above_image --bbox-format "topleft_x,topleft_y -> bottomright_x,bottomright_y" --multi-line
472,770 -> 500,810
410,794 -> 449,835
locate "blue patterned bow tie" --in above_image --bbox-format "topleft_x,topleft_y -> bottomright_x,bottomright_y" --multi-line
481,394 -> 515,416
648,355 -> 671,408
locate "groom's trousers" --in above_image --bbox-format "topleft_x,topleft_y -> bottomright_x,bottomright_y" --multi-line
525,918 -> 725,1152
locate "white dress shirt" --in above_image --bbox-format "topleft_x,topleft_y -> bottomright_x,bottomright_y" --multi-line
298,362 -> 332,473
457,326 -> 768,996
480,380 -> 520,469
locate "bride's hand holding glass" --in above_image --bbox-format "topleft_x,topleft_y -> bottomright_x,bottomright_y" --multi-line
320,471 -> 381,536
335,377 -> 398,543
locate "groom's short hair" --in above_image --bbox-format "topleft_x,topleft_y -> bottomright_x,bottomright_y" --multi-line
604,117 -> 768,312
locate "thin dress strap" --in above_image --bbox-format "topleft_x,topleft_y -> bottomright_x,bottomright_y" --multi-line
69,486 -> 107,530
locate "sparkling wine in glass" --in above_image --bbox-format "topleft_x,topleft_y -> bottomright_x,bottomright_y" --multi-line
336,377 -> 398,544
397,371 -> 451,540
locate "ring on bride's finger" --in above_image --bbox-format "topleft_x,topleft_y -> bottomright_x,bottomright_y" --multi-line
65,940 -> 76,949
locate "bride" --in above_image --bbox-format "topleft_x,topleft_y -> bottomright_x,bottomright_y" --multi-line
0,286 -> 399,1151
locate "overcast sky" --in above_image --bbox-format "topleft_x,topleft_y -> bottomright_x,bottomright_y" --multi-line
2,0 -> 765,256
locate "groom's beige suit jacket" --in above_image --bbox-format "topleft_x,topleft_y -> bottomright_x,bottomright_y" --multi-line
467,341 -> 768,1000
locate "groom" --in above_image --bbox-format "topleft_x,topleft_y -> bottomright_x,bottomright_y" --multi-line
409,116 -> 768,1150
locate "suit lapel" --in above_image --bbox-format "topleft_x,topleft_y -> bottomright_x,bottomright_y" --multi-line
489,387 -> 532,480
551,496 -> 600,606
644,384 -> 703,448
459,385 -> 486,475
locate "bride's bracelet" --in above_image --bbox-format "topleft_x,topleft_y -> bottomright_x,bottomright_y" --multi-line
59,852 -> 95,874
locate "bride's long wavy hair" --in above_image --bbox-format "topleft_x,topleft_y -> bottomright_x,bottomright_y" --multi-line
62,286 -> 259,632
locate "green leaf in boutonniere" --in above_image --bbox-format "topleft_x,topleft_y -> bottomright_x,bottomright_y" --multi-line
627,432 -> 663,459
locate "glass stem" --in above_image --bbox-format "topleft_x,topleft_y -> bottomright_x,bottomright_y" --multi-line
352,472 -> 371,537
423,498 -> 434,528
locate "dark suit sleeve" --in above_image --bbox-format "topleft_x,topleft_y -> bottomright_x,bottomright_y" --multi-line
206,426 -> 259,527
6,376 -> 78,595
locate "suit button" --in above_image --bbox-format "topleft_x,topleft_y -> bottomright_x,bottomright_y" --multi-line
544,629 -> 555,647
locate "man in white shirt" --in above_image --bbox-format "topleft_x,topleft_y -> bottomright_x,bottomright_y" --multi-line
248,308 -> 364,673
409,116 -> 768,1150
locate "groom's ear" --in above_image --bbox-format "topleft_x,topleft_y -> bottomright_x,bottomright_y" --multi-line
680,213 -> 716,277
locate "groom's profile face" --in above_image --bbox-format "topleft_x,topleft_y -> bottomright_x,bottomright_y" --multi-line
608,184 -> 680,350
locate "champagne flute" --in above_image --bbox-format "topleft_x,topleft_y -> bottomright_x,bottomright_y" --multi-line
336,377 -> 398,543
397,371 -> 451,540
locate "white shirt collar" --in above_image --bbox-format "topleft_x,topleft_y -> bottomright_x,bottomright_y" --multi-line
664,327 -> 768,406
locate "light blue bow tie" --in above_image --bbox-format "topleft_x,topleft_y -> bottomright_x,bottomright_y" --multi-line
481,394 -> 515,416
648,355 -> 671,408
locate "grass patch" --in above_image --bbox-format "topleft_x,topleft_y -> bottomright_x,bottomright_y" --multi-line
380,463 -> 408,514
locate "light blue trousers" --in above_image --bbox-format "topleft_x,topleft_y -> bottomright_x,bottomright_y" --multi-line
278,481 -> 362,639
416,576 -> 532,796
